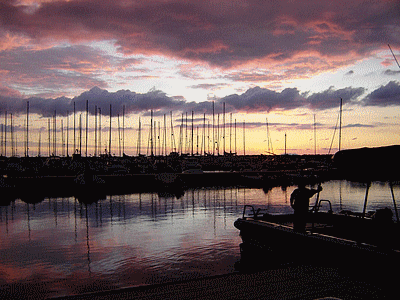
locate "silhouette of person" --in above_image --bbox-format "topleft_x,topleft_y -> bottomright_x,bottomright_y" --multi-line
290,183 -> 322,232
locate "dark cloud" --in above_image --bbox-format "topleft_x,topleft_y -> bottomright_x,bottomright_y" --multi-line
217,85 -> 366,112
217,86 -> 305,113
0,86 -> 186,117
345,70 -> 354,76
189,83 -> 229,90
383,69 -> 400,76
1,1 -> 399,68
0,81 -> 398,118
306,86 -> 365,110
361,81 -> 400,107
343,124 -> 374,128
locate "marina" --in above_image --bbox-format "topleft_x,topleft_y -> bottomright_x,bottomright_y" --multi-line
1,1 -> 399,298
1,180 -> 399,298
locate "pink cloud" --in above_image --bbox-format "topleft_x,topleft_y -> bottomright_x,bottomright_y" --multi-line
0,0 -> 398,69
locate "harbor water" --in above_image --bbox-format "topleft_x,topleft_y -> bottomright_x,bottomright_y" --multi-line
0,180 -> 399,298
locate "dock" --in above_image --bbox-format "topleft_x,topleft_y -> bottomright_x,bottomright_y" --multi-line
52,263 -> 394,300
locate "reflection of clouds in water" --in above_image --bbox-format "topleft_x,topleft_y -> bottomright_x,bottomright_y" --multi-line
0,182 -> 399,298
0,188 -> 244,297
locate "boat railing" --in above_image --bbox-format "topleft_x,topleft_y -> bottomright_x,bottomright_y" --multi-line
242,205 -> 267,219
311,199 -> 333,214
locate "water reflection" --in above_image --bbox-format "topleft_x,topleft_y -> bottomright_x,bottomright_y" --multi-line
0,181 -> 399,298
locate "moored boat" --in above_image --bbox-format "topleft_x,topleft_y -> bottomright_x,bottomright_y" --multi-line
234,184 -> 400,267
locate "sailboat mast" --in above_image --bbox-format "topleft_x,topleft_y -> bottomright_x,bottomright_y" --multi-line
48,118 -> 50,156
191,111 -> 194,156
230,113 -> 232,154
203,113 -> 206,155
79,114 -> 82,155
185,112 -> 188,154
3,111 -> 7,157
212,102 -> 215,156
10,113 -> 13,157
98,107 -> 101,155
285,133 -> 287,155
314,114 -> 317,155
66,111 -> 69,157
163,114 -> 167,156
179,114 -> 183,155
109,104 -> 112,156
339,98 -> 343,152
243,120 -> 245,156
266,118 -> 273,154
217,113 -> 219,155
118,113 -> 121,157
26,101 -> 29,157
170,111 -> 176,153
53,111 -> 56,156
61,119 -> 64,157
38,130 -> 41,157
266,118 -> 270,154
137,117 -> 141,156
150,110 -> 153,157
223,102 -> 225,155
94,105 -> 97,157
73,102 -> 76,153
234,119 -> 237,155
123,105 -> 125,155
85,100 -> 88,157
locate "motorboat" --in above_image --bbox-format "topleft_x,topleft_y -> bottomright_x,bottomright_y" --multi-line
234,182 -> 400,267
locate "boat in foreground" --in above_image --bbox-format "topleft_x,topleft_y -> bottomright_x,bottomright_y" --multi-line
234,195 -> 400,266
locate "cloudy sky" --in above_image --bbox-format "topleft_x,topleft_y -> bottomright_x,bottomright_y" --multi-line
0,0 -> 400,156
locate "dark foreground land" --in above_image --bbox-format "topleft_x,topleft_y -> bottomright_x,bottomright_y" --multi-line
53,262 -> 394,300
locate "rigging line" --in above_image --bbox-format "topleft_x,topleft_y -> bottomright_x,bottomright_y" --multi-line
388,44 -> 400,69
328,111 -> 340,155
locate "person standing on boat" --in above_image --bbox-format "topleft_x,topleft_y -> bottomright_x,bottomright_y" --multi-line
290,183 -> 322,233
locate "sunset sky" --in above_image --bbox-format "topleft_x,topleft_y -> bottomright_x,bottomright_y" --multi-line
0,0 -> 399,156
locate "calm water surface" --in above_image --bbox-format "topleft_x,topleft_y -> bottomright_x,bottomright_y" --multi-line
0,180 -> 399,298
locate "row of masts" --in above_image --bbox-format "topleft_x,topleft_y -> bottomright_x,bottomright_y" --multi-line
0,101 -> 252,158
0,98 -> 344,158
147,108 -> 244,157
